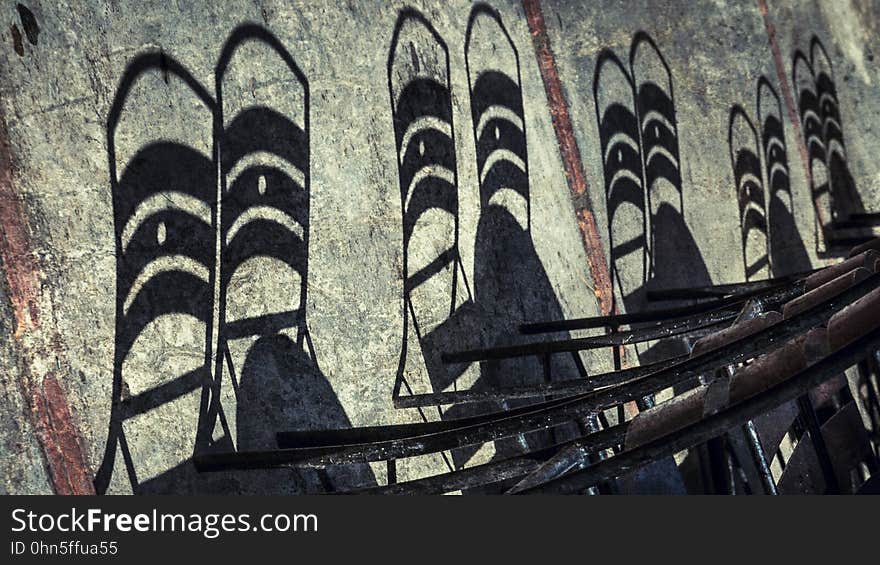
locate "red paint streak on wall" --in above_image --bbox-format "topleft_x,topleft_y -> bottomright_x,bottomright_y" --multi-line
0,110 -> 94,494
757,0 -> 831,236
523,0 -> 615,316
32,374 -> 96,495
0,116 -> 39,336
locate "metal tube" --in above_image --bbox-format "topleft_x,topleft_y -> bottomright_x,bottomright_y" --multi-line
742,420 -> 777,495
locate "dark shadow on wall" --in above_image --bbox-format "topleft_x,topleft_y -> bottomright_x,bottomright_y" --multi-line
388,7 -> 472,409
593,32 -> 711,321
94,25 -> 371,495
726,75 -> 877,493
728,105 -> 770,281
389,5 -> 582,485
757,77 -> 812,276
593,49 -> 649,313
463,3 -> 582,470
93,52 -> 221,495
631,32 -> 709,297
213,24 -> 374,494
593,31 -> 708,493
725,78 -> 812,281
792,36 -> 865,241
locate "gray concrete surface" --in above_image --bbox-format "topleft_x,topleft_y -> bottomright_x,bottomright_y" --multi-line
0,0 -> 877,494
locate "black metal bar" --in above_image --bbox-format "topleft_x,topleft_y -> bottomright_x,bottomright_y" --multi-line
541,353 -> 552,383
354,424 -> 627,495
520,280 -> 800,334
280,393 -> 580,448
645,270 -> 816,301
386,459 -> 397,485
515,325 -> 880,494
832,212 -> 880,230
706,435 -> 731,494
442,317 -> 727,364
742,420 -> 777,495
393,354 -> 687,408
824,232 -> 880,253
507,441 -> 595,494
725,438 -> 751,494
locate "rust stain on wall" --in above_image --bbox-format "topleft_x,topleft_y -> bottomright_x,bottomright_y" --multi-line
31,374 -> 95,494
0,108 -> 94,495
0,116 -> 40,336
523,0 -> 615,317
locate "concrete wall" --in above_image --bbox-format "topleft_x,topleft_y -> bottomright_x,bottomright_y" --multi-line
0,0 -> 877,493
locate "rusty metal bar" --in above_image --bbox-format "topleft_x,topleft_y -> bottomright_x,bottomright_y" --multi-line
516,324 -> 880,494
796,394 -> 840,493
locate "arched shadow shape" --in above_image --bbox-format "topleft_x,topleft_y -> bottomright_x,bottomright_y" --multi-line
97,26 -> 371,494
465,2 -> 530,231
593,49 -> 648,314
810,37 -> 863,225
214,24 -> 373,493
95,52 -> 221,495
593,32 -> 710,314
728,105 -> 770,281
450,2 -> 582,476
792,47 -> 826,239
592,32 -> 709,493
629,32 -> 707,294
388,8 -> 474,409
387,6 -> 582,483
630,31 -> 683,216
792,36 -> 864,238
757,76 -> 812,276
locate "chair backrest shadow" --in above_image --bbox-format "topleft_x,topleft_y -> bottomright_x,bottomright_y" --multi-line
388,9 -> 476,404
96,26 -> 373,494
792,36 -> 865,239
95,52 -> 222,494
757,77 -> 812,276
593,31 -> 711,493
593,49 -> 648,313
728,105 -> 770,281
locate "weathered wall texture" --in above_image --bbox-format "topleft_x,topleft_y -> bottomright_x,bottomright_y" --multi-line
0,0 -> 877,494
